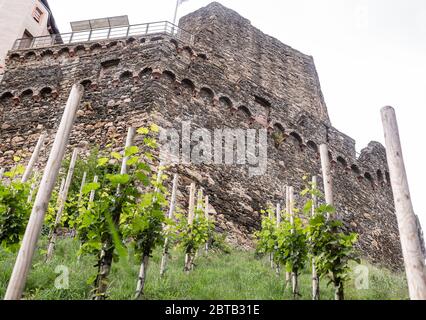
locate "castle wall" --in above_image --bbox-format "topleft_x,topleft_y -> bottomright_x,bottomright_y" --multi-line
0,3 -> 403,269
179,2 -> 330,124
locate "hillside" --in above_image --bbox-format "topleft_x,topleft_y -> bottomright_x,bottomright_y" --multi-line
0,237 -> 408,300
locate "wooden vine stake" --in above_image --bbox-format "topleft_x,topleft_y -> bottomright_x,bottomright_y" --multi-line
204,195 -> 210,254
0,167 -> 5,181
27,171 -> 41,203
72,171 -> 87,238
284,185 -> 291,288
77,171 -> 87,205
57,179 -> 66,209
184,182 -> 196,273
21,133 -> 46,183
46,148 -> 79,261
50,178 -> 66,244
89,175 -> 98,202
268,206 -> 274,269
77,175 -> 98,263
381,106 -> 426,300
275,202 -> 281,276
94,127 -> 135,300
196,188 -> 203,213
320,144 -> 347,300
160,173 -> 179,277
311,176 -> 320,300
288,186 -> 299,298
319,144 -> 334,210
4,84 -> 84,300
134,163 -> 164,299
194,188 -> 204,260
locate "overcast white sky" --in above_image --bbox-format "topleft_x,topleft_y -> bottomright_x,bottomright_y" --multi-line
48,0 -> 426,232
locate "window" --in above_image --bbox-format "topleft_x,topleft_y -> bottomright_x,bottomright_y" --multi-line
33,7 -> 43,23
337,156 -> 347,168
19,30 -> 34,49
351,164 -> 361,175
254,95 -> 271,108
23,30 -> 33,38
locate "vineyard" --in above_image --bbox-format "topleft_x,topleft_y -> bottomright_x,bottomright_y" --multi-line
0,85 -> 424,300
0,238 -> 408,300
0,119 -> 217,300
0,126 -> 362,300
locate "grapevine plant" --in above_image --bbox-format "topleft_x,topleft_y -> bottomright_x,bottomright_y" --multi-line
255,207 -> 276,257
304,199 -> 359,300
255,177 -> 359,300
0,164 -> 32,252
121,165 -> 170,299
255,206 -> 308,299
175,197 -> 213,272
73,124 -> 171,299
274,213 -> 308,298
44,148 -> 104,236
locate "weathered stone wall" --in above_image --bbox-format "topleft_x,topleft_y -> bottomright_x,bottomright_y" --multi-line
0,2 -> 403,269
179,2 -> 330,124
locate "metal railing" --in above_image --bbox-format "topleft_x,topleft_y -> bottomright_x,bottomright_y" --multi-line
12,21 -> 194,50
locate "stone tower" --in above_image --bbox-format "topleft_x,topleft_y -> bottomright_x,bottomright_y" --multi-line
0,2 -> 403,269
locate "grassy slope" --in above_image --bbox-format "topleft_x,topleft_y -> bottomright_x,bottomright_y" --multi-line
0,238 -> 409,300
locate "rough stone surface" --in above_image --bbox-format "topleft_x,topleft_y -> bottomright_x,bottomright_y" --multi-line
0,2 -> 407,269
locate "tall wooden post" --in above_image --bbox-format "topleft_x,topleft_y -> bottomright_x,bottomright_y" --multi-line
4,84 -> 84,300
120,128 -> 136,175
285,185 -> 291,287
94,127 -> 135,300
56,179 -> 66,207
184,183 -> 196,273
311,176 -> 320,300
275,202 -> 281,276
320,145 -> 345,299
155,163 -> 164,193
77,171 -> 87,205
381,106 -> 426,300
46,148 -> 79,261
320,144 -> 334,218
194,188 -> 204,259
21,133 -> 46,183
288,186 -> 298,298
276,203 -> 282,226
27,171 -> 41,203
187,183 -> 196,225
89,176 -> 98,203
160,174 -> 179,277
204,195 -> 210,254
77,175 -> 98,263
268,206 -> 274,269
196,188 -> 204,212
289,187 -> 295,226
135,163 -> 164,299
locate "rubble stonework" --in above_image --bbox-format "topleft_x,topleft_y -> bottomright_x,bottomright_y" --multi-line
0,2 -> 406,269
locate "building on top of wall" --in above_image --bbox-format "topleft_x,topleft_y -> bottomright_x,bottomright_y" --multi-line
0,0 -> 59,76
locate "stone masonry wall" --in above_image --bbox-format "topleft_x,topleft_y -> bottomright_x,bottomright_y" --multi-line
0,2 -> 403,269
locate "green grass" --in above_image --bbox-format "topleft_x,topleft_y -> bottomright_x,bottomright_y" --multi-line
0,238 -> 409,300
